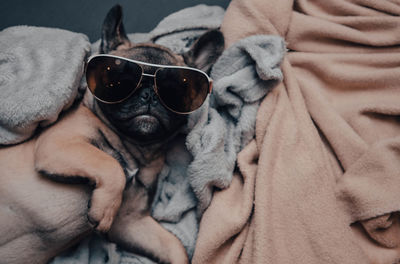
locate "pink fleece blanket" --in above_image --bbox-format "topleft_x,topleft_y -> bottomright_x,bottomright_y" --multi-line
192,1 -> 400,263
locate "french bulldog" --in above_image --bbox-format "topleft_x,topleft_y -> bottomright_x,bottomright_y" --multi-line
0,4 -> 224,264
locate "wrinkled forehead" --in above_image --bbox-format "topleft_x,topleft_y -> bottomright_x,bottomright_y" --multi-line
109,43 -> 185,70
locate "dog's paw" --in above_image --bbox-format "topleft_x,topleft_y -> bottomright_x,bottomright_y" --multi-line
87,189 -> 123,233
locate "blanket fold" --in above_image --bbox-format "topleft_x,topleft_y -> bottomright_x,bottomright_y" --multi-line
0,26 -> 90,145
193,0 -> 400,263
187,34 -> 285,214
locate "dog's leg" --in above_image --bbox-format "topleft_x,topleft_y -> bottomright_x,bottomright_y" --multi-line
34,137 -> 125,232
33,125 -> 126,232
35,138 -> 125,232
108,180 -> 189,264
110,215 -> 189,264
108,156 -> 188,264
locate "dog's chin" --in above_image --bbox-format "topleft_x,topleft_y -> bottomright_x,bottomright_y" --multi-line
114,115 -> 168,144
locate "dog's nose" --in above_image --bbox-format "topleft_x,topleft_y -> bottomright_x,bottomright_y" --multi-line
138,85 -> 158,106
140,87 -> 150,101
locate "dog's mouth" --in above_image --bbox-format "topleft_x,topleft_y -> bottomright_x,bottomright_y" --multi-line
110,112 -> 167,142
129,114 -> 160,135
99,103 -> 186,144
114,111 -> 165,129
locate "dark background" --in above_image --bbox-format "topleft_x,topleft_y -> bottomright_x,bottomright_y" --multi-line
0,0 -> 231,42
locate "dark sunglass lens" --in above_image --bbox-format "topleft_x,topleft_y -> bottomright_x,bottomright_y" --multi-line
86,56 -> 142,103
155,68 -> 209,113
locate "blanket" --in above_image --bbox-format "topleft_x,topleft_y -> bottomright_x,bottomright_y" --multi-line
0,4 -> 285,264
0,26 -> 90,145
192,0 -> 400,263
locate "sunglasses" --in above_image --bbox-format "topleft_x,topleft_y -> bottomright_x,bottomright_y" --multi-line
85,54 -> 213,114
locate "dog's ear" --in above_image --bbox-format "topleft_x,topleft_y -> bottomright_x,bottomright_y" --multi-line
100,5 -> 130,53
183,30 -> 224,73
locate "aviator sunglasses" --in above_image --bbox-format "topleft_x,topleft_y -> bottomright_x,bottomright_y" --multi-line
85,54 -> 213,114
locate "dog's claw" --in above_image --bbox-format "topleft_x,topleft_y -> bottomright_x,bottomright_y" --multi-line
87,214 -> 99,228
86,194 -> 122,233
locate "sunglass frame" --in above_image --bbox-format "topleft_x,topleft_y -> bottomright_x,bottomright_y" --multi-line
85,54 -> 213,114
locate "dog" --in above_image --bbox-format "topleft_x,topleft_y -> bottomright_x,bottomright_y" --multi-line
0,4 -> 224,264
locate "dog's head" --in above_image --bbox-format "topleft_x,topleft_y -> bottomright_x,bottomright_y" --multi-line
90,5 -> 224,146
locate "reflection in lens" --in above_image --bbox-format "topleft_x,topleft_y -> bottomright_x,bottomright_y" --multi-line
86,56 -> 142,103
155,68 -> 209,113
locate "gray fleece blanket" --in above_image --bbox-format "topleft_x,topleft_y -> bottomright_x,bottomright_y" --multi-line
0,4 -> 285,264
0,26 -> 90,145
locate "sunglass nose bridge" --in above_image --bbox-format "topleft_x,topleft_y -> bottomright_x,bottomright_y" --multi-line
142,72 -> 156,78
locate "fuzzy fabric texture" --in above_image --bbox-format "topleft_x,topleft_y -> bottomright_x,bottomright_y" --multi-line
191,0 -> 400,263
186,34 -> 285,214
0,26 -> 90,145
